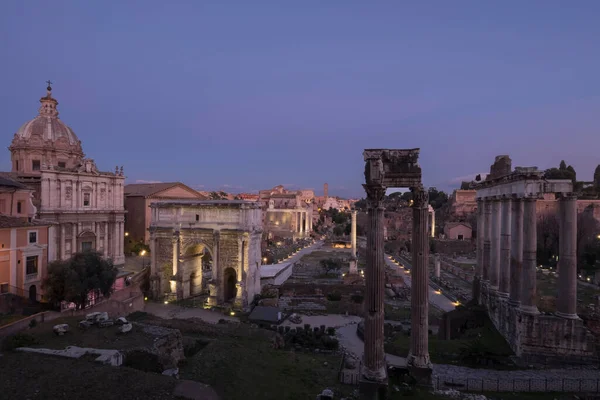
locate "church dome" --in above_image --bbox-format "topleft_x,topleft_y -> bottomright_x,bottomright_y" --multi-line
9,83 -> 84,173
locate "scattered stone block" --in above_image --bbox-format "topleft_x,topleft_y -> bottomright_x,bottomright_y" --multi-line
119,323 -> 132,334
116,317 -> 128,325
53,324 -> 70,336
162,368 -> 179,378
98,319 -> 114,328
96,312 -> 109,323
79,320 -> 93,330
85,312 -> 101,322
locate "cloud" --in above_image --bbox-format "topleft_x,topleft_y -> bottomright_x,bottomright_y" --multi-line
135,179 -> 162,184
448,172 -> 488,185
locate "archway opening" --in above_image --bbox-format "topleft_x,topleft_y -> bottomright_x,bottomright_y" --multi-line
183,244 -> 213,297
28,285 -> 37,302
223,268 -> 237,302
78,231 -> 96,253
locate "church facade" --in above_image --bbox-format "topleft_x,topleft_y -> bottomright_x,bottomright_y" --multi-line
6,84 -> 125,264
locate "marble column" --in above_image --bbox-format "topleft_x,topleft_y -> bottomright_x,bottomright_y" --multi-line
557,193 -> 578,319
482,200 -> 492,282
361,184 -> 387,383
172,231 -> 180,277
490,198 -> 501,290
60,224 -> 66,260
430,207 -> 436,238
499,196 -> 511,297
71,222 -> 77,256
434,254 -> 440,279
351,210 -> 357,258
103,222 -> 109,258
349,210 -> 358,275
407,185 -> 432,381
475,199 -> 485,302
509,197 -> 523,306
520,196 -> 539,315
149,233 -> 156,275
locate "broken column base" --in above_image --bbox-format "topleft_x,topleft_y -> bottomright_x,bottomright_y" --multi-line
359,366 -> 388,400
349,258 -> 358,275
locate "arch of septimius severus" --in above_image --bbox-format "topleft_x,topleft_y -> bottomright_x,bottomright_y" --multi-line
149,200 -> 263,310
360,148 -> 432,398
474,156 -> 595,363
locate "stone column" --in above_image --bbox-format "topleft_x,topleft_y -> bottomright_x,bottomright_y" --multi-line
361,184 -> 387,384
103,222 -> 109,258
434,254 -> 440,279
499,195 -> 511,297
509,197 -> 523,306
351,210 -> 357,258
407,185 -> 432,382
482,199 -> 492,282
430,207 -> 435,238
520,196 -> 539,314
71,222 -> 77,256
474,199 -> 484,301
172,230 -> 180,277
113,222 -> 119,260
557,193 -> 578,319
150,233 -> 157,275
60,223 -> 66,260
490,198 -> 501,290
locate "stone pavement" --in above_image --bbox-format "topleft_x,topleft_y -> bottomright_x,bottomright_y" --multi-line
387,255 -> 456,312
144,302 -> 237,324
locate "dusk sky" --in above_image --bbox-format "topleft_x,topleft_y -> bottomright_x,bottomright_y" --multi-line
1,1 -> 599,198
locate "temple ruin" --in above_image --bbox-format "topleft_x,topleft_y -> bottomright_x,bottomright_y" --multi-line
475,157 -> 596,363
148,200 -> 263,310
361,148 -> 431,397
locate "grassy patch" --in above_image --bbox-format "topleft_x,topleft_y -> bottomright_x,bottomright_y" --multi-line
385,312 -> 515,369
179,327 -> 351,400
0,352 -> 177,400
0,313 -> 27,327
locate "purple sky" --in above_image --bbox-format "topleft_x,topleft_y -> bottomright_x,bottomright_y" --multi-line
1,1 -> 599,198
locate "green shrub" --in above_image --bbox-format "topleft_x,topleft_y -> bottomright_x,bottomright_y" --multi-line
351,293 -> 364,304
28,319 -> 38,328
326,291 -> 342,301
2,333 -> 39,351
326,327 -> 335,336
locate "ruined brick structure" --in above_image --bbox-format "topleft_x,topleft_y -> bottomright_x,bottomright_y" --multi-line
149,200 -> 263,310
475,160 -> 596,364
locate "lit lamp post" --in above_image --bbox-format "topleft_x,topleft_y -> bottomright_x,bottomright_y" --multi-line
140,249 -> 147,270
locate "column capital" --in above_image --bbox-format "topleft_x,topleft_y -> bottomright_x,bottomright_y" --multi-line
411,185 -> 429,208
362,184 -> 386,208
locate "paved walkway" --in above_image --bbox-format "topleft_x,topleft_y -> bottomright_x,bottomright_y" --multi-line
144,302 -> 237,324
386,255 -> 456,312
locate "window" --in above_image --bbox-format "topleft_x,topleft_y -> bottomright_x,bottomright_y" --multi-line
58,162 -> 66,168
458,234 -> 464,240
81,241 -> 93,252
32,160 -> 40,171
0,283 -> 7,293
196,214 -> 199,221
83,192 -> 91,207
28,231 -> 37,244
0,199 -> 5,214
16,201 -> 22,214
15,160 -> 19,171
26,256 -> 38,275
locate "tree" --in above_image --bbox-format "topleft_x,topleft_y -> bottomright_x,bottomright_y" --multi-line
460,181 -> 471,190
595,165 -> 600,189
536,212 -> 559,266
43,251 -> 118,310
428,187 -> 449,210
559,160 -> 567,170
320,259 -> 342,275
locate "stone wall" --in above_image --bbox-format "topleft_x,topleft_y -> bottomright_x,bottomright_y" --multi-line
480,285 -> 597,364
433,239 -> 475,255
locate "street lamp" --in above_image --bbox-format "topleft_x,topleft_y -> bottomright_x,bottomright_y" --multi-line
140,250 -> 147,269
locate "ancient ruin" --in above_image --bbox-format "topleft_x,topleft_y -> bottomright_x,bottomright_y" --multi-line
361,148 -> 430,397
149,200 -> 263,309
475,156 -> 596,363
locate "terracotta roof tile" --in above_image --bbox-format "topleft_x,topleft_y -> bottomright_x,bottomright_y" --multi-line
0,215 -> 56,229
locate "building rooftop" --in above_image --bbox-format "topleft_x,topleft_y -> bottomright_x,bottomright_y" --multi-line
124,182 -> 204,198
0,215 -> 57,229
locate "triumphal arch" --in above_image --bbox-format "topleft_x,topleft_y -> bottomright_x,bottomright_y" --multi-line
148,200 -> 263,310
361,149 -> 431,398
